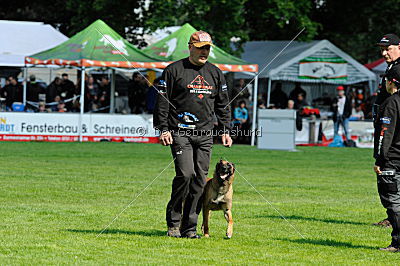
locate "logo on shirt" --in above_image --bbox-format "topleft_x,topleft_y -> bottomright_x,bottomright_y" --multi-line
381,117 -> 391,124
177,112 -> 198,129
178,112 -> 199,123
157,80 -> 167,94
187,75 -> 214,95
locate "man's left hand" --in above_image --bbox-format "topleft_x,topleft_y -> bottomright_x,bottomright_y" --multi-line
222,134 -> 232,147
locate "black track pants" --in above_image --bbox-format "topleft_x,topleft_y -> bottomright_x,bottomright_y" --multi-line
166,133 -> 213,235
378,165 -> 400,246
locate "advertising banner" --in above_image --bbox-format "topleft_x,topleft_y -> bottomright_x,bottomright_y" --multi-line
0,113 -> 158,143
299,57 -> 347,80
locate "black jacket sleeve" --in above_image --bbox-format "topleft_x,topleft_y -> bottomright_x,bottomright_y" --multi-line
214,72 -> 231,132
153,69 -> 173,132
343,97 -> 352,119
375,102 -> 398,166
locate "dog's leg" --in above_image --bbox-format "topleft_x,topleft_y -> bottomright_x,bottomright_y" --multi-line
224,209 -> 233,239
202,207 -> 211,237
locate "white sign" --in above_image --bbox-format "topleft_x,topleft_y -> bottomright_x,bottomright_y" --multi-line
299,57 -> 347,80
0,113 -> 158,143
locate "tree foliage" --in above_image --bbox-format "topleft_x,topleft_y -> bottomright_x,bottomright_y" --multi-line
244,0 -> 320,42
142,0 -> 319,55
312,0 -> 400,63
143,0 -> 248,55
1,0 -> 400,62
0,0 -> 144,45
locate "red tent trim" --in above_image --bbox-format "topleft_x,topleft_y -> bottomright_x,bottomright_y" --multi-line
364,58 -> 385,70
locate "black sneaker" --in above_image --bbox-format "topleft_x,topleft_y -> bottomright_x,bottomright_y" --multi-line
373,219 -> 392,228
379,245 -> 400,252
167,227 -> 181,238
182,232 -> 201,239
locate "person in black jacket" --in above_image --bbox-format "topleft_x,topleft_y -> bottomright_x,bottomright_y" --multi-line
154,30 -> 232,239
3,76 -> 22,110
331,86 -> 352,140
289,82 -> 306,101
27,75 -> 45,103
46,77 -> 62,103
373,34 -> 400,228
60,73 -> 76,111
270,82 -> 288,109
374,64 -> 400,252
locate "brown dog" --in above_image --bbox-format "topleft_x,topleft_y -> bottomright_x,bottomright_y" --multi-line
202,159 -> 235,238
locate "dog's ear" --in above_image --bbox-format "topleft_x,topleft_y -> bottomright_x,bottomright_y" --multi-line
231,163 -> 235,173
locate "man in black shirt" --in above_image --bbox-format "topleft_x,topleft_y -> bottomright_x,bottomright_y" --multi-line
374,34 -> 400,228
46,77 -> 62,103
289,82 -> 306,101
27,75 -> 44,103
60,73 -> 76,111
154,30 -> 232,238
374,64 -> 400,252
270,82 -> 288,109
3,76 -> 22,110
128,72 -> 144,114
97,76 -> 110,113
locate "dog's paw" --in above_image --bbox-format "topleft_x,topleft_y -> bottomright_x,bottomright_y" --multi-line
204,233 -> 210,238
226,233 -> 232,239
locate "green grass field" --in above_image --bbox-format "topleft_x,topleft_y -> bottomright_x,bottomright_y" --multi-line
0,142 -> 398,264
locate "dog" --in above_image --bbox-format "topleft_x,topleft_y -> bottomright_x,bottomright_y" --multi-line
202,159 -> 235,238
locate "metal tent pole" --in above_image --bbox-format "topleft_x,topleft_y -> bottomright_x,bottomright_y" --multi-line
266,78 -> 272,108
23,67 -> 27,107
49,68 -> 53,85
110,68 -> 115,113
79,67 -> 86,142
251,74 -> 259,146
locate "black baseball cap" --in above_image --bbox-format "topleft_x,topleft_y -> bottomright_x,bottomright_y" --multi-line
377,33 -> 400,46
385,64 -> 400,85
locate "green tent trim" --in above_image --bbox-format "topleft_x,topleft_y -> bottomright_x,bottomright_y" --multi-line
25,19 -> 167,69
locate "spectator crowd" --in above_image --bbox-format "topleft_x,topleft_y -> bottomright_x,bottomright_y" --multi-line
266,82 -> 374,121
0,75 -> 373,136
0,72 -> 160,114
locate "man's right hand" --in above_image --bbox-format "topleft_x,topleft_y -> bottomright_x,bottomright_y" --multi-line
159,131 -> 173,146
374,165 -> 382,174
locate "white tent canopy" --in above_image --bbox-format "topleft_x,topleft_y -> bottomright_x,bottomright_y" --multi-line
237,40 -> 377,102
238,40 -> 375,84
0,20 -> 68,67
